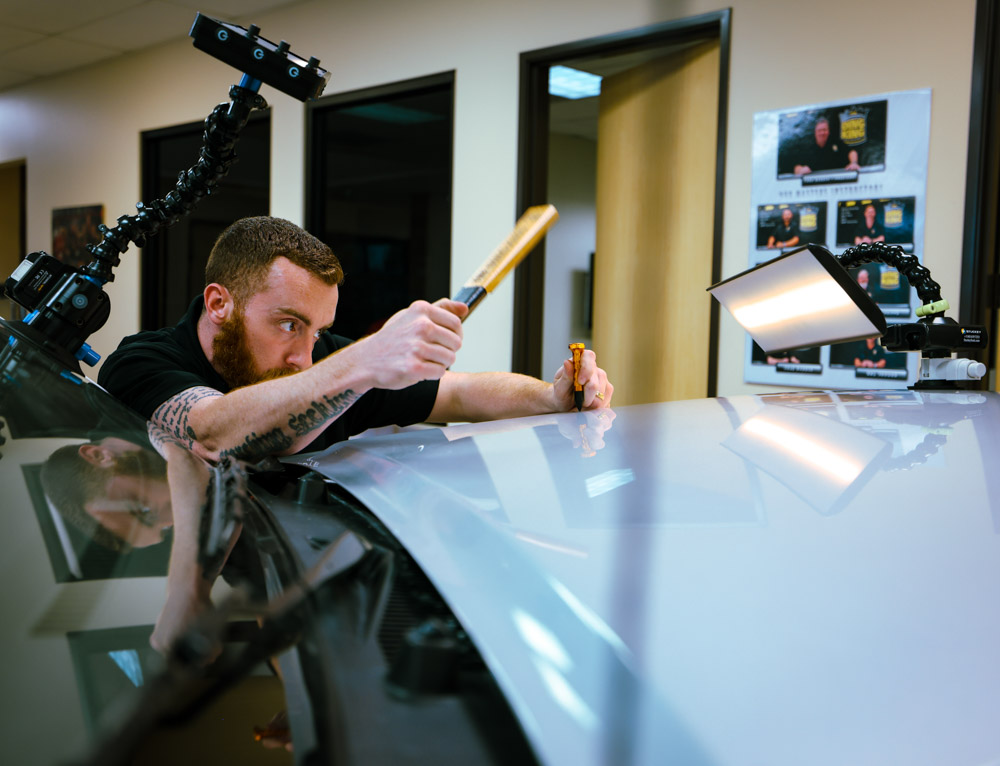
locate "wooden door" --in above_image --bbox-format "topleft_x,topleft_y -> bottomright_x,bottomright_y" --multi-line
593,41 -> 720,405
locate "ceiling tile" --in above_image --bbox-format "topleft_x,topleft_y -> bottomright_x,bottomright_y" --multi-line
63,1 -> 199,51
0,27 -> 45,50
0,0 -> 145,35
0,68 -> 36,89
0,37 -> 121,76
169,0 -> 302,22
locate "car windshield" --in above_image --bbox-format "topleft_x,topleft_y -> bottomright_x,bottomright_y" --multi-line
0,315 -> 535,766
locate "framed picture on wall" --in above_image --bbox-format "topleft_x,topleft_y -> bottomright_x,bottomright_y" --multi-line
51,204 -> 103,269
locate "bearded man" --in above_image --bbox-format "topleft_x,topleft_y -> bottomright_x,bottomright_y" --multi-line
99,216 -> 613,463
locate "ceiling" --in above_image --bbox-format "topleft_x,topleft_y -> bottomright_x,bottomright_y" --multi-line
0,0 -> 304,93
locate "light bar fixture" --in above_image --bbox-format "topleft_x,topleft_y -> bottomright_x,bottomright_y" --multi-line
708,244 -> 887,352
549,65 -> 602,100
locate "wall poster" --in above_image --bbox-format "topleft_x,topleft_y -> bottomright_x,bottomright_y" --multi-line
747,89 -> 930,389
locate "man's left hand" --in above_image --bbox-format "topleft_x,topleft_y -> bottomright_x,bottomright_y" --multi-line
552,349 -> 614,411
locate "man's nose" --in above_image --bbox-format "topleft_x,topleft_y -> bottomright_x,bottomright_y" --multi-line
286,337 -> 315,370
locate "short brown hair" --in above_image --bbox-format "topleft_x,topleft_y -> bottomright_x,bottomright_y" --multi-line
205,217 -> 344,304
41,443 -> 129,552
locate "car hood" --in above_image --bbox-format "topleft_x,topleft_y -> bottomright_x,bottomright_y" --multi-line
289,390 -> 1000,766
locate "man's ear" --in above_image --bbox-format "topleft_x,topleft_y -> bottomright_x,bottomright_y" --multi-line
203,283 -> 236,326
78,443 -> 114,468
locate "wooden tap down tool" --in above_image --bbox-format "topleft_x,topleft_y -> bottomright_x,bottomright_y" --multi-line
452,204 -> 559,318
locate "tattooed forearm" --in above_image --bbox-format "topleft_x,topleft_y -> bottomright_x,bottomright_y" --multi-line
153,387 -> 224,444
287,390 -> 360,437
220,427 -> 294,461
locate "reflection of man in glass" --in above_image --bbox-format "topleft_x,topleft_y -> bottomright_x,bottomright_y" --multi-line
42,432 -> 223,656
854,204 -> 885,244
767,208 -> 800,249
854,337 -> 887,368
41,436 -> 172,550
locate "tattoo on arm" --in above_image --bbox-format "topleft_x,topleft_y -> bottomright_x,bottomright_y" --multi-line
153,387 -> 358,462
152,387 -> 223,451
219,427 -> 295,461
287,390 -> 360,437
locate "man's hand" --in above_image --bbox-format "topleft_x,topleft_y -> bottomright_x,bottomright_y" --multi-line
552,348 -> 613,411
556,409 -> 617,455
353,299 -> 468,390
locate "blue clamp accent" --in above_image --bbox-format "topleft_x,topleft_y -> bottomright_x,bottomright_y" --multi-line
239,73 -> 263,92
75,343 -> 101,367
60,370 -> 84,386
24,310 -> 39,325
81,274 -> 106,288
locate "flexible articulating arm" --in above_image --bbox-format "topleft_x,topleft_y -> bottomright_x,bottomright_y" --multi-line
832,242 -> 989,384
2,82 -> 267,372
83,83 -> 266,285
835,241 -> 943,310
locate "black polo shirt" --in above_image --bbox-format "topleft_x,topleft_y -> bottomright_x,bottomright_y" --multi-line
97,297 -> 440,453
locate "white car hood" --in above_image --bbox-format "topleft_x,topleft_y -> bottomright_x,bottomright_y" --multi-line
290,390 -> 1000,766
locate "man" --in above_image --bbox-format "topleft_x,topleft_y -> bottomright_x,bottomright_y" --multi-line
766,207 -> 800,249
855,267 -> 875,300
793,117 -> 852,175
98,217 -> 614,463
41,435 -> 173,551
854,204 -> 885,245
853,337 -> 887,369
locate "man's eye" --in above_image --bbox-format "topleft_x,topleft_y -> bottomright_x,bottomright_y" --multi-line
279,320 -> 297,333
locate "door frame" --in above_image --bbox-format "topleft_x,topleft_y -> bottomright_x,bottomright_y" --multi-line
960,0 -> 1000,384
514,9 -> 731,394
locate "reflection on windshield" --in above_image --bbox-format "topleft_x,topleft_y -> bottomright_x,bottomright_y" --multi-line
0,320 -> 292,764
41,435 -> 173,552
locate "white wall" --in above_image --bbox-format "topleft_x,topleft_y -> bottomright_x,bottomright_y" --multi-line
0,0 -> 978,395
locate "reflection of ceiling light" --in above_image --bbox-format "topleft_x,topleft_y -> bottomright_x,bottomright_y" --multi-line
340,103 -> 439,123
708,244 -> 886,352
585,468 -> 635,498
514,609 -> 572,671
549,65 -> 602,99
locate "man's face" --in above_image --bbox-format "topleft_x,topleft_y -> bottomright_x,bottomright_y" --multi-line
865,206 -> 876,226
781,208 -> 793,225
213,257 -> 340,388
814,120 -> 830,147
83,439 -> 173,549
857,269 -> 869,290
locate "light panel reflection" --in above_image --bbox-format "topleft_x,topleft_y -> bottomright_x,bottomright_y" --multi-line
740,416 -> 865,485
723,405 -> 892,516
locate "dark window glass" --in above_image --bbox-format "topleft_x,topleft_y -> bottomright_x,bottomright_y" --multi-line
140,112 -> 270,330
308,75 -> 453,340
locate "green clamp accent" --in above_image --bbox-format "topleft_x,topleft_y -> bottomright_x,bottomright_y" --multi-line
915,298 -> 950,317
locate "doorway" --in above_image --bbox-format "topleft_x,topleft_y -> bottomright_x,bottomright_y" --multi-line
0,159 -> 26,320
516,11 -> 730,403
305,72 -> 454,342
140,113 -> 271,330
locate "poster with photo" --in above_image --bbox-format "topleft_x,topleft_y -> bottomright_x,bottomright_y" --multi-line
747,89 -> 930,389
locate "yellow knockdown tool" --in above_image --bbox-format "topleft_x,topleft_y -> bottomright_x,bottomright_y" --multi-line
453,204 -> 559,318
